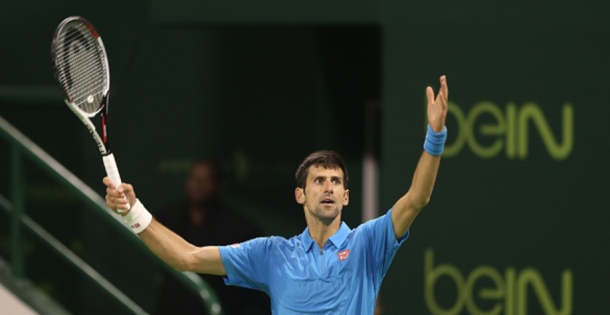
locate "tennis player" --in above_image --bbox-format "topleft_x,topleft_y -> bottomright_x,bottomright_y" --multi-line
104,76 -> 449,314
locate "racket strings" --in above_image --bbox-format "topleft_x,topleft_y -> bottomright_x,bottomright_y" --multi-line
55,21 -> 107,114
56,25 -> 105,108
56,40 -> 105,112
57,28 -> 105,112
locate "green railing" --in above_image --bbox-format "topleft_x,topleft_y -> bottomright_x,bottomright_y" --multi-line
0,114 -> 223,315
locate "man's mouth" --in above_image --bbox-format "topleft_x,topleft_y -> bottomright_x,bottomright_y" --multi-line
321,198 -> 335,204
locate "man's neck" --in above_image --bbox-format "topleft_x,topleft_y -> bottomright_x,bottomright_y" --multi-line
306,216 -> 342,250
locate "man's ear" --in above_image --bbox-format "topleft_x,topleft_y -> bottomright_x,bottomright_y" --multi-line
295,187 -> 305,204
342,189 -> 350,206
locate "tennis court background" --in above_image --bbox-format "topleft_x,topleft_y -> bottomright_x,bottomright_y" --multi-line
0,0 -> 609,314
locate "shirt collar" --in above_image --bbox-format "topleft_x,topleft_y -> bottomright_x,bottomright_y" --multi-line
301,222 -> 351,252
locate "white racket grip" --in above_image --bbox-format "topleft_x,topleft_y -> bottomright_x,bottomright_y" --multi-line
103,153 -> 130,211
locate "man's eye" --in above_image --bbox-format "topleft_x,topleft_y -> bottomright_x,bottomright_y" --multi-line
314,179 -> 321,184
332,179 -> 340,185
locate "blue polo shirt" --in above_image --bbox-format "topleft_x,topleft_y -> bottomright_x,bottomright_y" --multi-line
218,209 -> 408,314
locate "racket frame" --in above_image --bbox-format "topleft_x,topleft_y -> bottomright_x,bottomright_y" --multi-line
52,16 -> 129,210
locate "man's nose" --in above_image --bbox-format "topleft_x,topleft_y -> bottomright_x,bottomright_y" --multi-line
324,180 -> 333,193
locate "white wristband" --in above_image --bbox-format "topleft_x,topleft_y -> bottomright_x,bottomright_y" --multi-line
122,199 -> 152,234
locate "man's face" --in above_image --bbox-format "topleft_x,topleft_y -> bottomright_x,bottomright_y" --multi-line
186,164 -> 221,206
295,165 -> 349,224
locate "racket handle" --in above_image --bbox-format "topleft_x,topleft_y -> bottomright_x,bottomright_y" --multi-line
103,153 -> 130,211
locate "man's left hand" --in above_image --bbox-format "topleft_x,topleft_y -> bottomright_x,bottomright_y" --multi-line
426,75 -> 449,132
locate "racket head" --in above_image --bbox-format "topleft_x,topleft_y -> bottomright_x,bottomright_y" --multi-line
51,16 -> 110,116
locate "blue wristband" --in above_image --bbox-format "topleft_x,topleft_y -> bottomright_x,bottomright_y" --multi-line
423,125 -> 447,156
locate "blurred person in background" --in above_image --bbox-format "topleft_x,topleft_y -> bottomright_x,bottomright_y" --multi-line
154,159 -> 270,315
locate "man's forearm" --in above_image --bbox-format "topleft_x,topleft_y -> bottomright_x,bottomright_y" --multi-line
103,179 -> 225,274
407,151 -> 441,208
391,152 -> 441,237
138,219 -> 226,275
138,219 -> 198,272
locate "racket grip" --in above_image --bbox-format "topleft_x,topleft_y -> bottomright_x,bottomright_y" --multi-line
103,153 -> 130,211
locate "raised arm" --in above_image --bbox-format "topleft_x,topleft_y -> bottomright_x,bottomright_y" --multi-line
391,75 -> 449,239
104,178 -> 226,275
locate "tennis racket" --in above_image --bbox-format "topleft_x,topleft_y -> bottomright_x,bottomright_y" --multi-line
51,16 -> 129,210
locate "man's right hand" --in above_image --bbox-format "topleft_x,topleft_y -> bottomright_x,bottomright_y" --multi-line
103,177 -> 137,216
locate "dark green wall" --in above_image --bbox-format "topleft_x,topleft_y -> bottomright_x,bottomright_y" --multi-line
380,1 -> 609,314
1,0 -> 609,314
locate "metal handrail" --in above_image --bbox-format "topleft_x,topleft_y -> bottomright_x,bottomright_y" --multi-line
0,114 -> 223,315
0,195 -> 147,315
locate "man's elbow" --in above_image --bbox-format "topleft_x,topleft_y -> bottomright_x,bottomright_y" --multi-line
408,194 -> 430,211
174,253 -> 196,272
422,196 -> 431,208
174,263 -> 190,272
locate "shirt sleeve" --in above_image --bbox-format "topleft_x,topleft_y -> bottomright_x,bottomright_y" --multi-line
360,208 -> 409,283
218,237 -> 271,293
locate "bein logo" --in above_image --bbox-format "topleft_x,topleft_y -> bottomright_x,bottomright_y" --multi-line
424,248 -> 573,315
438,101 -> 574,160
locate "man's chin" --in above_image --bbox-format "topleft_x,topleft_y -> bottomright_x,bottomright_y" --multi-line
316,207 -> 341,221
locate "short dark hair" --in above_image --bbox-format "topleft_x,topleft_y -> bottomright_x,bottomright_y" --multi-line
295,150 -> 348,189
